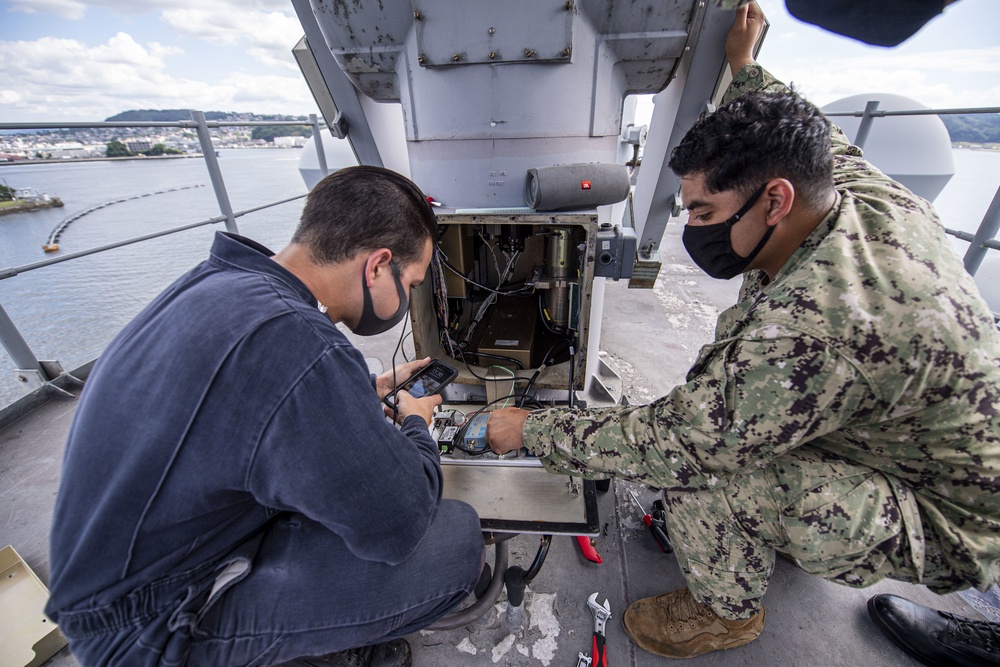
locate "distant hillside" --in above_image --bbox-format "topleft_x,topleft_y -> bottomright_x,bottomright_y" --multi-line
941,113 -> 1000,144
105,110 -> 308,122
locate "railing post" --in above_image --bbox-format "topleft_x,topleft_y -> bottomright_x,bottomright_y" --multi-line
310,114 -> 329,180
0,303 -> 48,388
854,100 -> 880,150
191,110 -> 239,234
964,182 -> 1000,277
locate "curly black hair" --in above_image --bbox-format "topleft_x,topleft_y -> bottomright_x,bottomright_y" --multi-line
668,91 -> 834,206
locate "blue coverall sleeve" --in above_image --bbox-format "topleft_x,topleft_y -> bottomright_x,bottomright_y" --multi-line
246,346 -> 444,565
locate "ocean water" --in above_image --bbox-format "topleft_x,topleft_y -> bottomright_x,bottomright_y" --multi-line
0,148 -> 309,408
1,147 -> 999,409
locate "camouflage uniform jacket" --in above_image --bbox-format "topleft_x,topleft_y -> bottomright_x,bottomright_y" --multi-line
524,64 -> 1000,589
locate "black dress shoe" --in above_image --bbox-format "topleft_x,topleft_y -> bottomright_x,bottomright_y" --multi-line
867,594 -> 1000,666
276,638 -> 412,667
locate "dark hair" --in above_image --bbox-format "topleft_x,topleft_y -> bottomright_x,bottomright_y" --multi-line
293,165 -> 437,267
668,91 -> 834,205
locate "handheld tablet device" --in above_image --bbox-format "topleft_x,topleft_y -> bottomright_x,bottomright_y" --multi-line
383,360 -> 458,409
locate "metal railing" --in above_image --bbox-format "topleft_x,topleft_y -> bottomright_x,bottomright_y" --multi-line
0,113 -> 330,392
825,103 -> 1000,277
1,102 -> 998,398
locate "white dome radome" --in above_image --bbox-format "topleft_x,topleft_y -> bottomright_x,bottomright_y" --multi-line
822,94 -> 955,202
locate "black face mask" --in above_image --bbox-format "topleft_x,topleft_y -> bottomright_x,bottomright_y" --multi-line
350,260 -> 409,336
682,184 -> 770,280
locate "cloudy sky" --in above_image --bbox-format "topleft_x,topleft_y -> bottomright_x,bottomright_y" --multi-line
1,0 -> 998,123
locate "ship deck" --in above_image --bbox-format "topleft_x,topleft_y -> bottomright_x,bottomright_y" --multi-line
1,224 -> 984,667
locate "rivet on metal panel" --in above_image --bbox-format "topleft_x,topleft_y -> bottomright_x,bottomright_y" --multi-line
418,54 -> 427,64
562,48 -> 571,58
489,52 -> 497,60
414,10 -> 422,20
452,54 -> 462,62
524,49 -> 536,58
488,27 -> 495,34
565,1 -> 574,9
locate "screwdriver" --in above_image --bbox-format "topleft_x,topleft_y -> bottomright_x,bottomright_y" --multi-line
628,489 -> 673,554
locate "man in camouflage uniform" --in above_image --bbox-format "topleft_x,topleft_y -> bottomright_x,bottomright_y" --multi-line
487,3 -> 1000,660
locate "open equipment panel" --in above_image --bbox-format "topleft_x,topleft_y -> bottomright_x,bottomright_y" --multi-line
410,212 -> 602,537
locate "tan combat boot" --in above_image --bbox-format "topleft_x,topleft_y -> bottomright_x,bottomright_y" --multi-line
623,588 -> 764,659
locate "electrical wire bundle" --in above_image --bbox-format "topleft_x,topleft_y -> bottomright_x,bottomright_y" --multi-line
434,241 -> 531,376
430,246 -> 457,357
432,228 -> 579,415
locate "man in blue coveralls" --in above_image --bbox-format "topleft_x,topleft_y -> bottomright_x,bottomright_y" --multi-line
45,166 -> 485,667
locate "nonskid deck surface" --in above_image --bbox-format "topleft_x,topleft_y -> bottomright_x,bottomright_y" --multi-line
2,227 -> 980,666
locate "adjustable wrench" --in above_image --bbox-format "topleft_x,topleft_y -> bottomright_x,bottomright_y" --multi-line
587,592 -> 612,667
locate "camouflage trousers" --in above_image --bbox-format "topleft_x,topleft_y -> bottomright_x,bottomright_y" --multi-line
662,445 -> 965,619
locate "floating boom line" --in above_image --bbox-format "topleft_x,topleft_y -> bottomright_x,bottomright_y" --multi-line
45,184 -> 205,247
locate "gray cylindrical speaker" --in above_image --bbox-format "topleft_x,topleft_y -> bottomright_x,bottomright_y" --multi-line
525,162 -> 630,211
